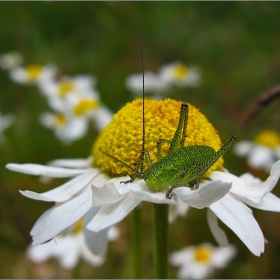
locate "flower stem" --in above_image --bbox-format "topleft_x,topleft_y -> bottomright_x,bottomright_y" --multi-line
152,203 -> 168,278
132,207 -> 142,278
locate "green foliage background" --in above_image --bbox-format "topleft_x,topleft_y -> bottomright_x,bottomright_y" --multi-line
0,2 -> 280,278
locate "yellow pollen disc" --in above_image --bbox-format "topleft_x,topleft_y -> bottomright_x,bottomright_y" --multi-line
173,64 -> 189,80
92,98 -> 224,177
194,246 -> 212,263
255,130 -> 280,148
26,64 -> 42,79
74,99 -> 99,116
55,114 -> 66,127
72,218 -> 84,235
58,80 -> 75,97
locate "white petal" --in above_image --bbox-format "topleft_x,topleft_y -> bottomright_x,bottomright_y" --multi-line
31,186 -> 92,245
26,239 -> 57,263
212,245 -> 236,268
80,235 -> 104,267
20,169 -> 99,202
247,146 -> 274,170
87,192 -> 141,232
233,141 -> 253,156
83,208 -> 109,257
242,192 -> 280,212
6,163 -> 88,177
210,160 -> 280,204
130,180 -> 177,204
91,172 -> 111,188
209,194 -> 264,256
48,157 -> 93,168
207,208 -> 228,247
173,180 -> 232,209
107,226 -> 120,241
91,105 -> 113,131
92,180 -> 124,207
56,236 -> 80,269
58,117 -> 88,142
169,196 -> 190,223
114,176 -> 133,194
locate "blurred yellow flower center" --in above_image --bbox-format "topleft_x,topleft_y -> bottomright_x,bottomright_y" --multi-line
55,114 -> 66,127
92,98 -> 224,177
59,80 -> 75,97
74,99 -> 99,116
194,246 -> 212,262
26,64 -> 42,79
72,218 -> 84,235
255,130 -> 280,148
173,64 -> 189,80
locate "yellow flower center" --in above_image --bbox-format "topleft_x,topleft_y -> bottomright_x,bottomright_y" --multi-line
92,98 -> 224,177
72,218 -> 84,235
194,246 -> 212,263
54,114 -> 66,127
58,80 -> 75,97
73,99 -> 99,116
173,64 -> 189,80
255,130 -> 280,148
26,64 -> 42,80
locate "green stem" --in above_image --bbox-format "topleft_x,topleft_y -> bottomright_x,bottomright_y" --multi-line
132,207 -> 142,278
152,203 -> 168,279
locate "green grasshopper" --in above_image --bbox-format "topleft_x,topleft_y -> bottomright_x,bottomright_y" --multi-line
100,26 -> 237,199
101,93 -> 236,200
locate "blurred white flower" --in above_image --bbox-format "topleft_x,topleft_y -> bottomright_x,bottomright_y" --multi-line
126,62 -> 201,98
0,51 -> 23,69
39,74 -> 113,139
40,112 -> 89,144
0,111 -> 14,142
38,75 -> 97,99
234,130 -> 280,172
9,63 -> 56,84
40,95 -> 113,143
125,71 -> 171,94
27,216 -> 120,269
170,243 -> 236,279
158,62 -> 201,87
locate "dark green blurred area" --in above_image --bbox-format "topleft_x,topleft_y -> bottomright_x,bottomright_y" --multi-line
0,2 -> 280,278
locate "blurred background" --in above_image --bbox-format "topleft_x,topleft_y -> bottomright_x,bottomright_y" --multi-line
0,2 -> 280,278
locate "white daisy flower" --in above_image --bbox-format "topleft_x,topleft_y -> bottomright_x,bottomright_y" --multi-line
6,99 -> 280,257
38,75 -> 98,99
125,71 -> 171,94
234,130 -> 280,172
39,112 -> 89,144
9,63 -> 57,84
0,51 -> 23,69
40,93 -> 113,143
6,157 -> 120,251
158,62 -> 201,87
27,217 -> 120,269
170,243 -> 236,279
0,111 -> 14,143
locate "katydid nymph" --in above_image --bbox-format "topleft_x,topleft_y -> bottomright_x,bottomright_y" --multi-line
100,26 -> 237,200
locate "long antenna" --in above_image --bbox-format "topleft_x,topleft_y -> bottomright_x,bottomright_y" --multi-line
136,14 -> 145,174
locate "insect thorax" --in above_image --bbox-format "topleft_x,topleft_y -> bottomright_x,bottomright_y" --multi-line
143,145 -> 217,192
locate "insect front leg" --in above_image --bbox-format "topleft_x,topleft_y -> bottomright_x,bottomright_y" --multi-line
189,162 -> 203,189
121,149 -> 152,184
166,166 -> 190,199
